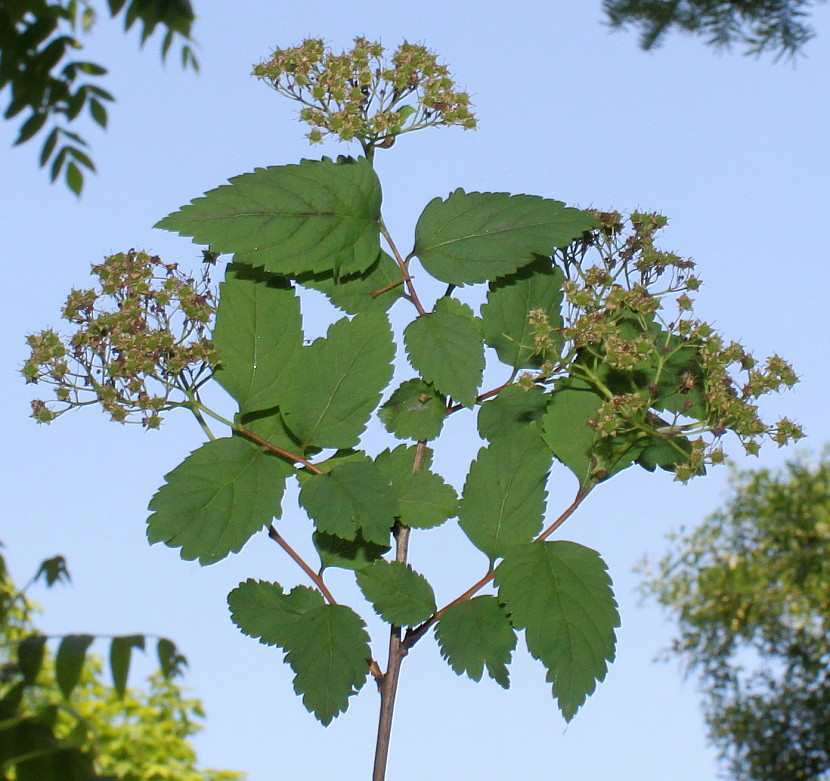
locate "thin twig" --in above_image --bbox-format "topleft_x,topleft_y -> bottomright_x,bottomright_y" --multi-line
237,427 -> 324,474
371,278 -> 406,299
445,381 -> 512,415
267,525 -> 337,605
380,218 -> 425,316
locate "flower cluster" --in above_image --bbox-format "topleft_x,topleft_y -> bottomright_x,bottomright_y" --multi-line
23,250 -> 218,428
253,37 -> 476,150
529,211 -> 803,481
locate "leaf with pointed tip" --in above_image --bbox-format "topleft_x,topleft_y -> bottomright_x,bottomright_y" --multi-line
17,636 -> 46,684
155,157 -> 382,277
378,379 -> 446,441
156,638 -> 187,679
34,556 -> 70,587
229,580 -> 371,725
496,541 -> 619,721
314,531 -> 389,571
280,313 -> 395,448
404,311 -> 483,408
413,189 -> 598,285
109,635 -> 145,698
458,428 -> 552,561
296,250 -> 403,314
355,561 -> 436,626
56,635 -> 94,699
375,445 -> 458,529
435,596 -> 517,688
478,384 -> 548,441
299,461 -> 398,546
481,257 -> 565,368
212,264 -> 302,413
147,437 -> 291,565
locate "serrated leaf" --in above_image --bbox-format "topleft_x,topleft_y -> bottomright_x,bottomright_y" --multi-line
413,189 -> 598,285
481,257 -> 565,368
109,635 -> 145,698
458,428 -> 551,561
156,638 -> 187,678
404,310 -> 483,408
495,542 -> 619,721
378,379 -> 446,441
300,461 -> 398,546
17,636 -> 46,684
55,635 -> 94,699
147,437 -> 291,565
375,446 -> 458,529
355,561 -> 436,626
435,596 -> 517,688
296,250 -> 404,314
229,580 -> 370,724
478,384 -> 548,441
280,312 -> 395,448
212,264 -> 303,413
313,531 -> 389,571
155,157 -> 381,277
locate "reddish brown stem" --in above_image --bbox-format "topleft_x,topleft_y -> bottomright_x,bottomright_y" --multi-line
371,278 -> 405,299
445,381 -> 512,415
267,525 -> 337,605
380,220 -> 425,316
237,426 -> 323,474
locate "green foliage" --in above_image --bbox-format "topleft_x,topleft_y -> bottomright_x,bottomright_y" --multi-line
24,36 -> 804,775
495,542 -> 620,721
0,544 -> 243,780
603,0 -> 822,58
642,451 -> 830,780
1,0 -> 198,193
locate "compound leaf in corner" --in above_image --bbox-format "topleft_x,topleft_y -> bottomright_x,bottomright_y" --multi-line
435,596 -> 517,688
413,189 -> 598,285
229,580 -> 371,725
280,312 -> 395,449
458,428 -> 552,561
147,437 -> 291,565
156,156 -> 381,277
495,541 -> 619,721
212,264 -> 303,414
355,560 -> 436,626
404,310 -> 483,408
56,635 -> 94,699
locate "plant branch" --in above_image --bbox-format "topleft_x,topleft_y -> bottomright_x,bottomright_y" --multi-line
267,525 -> 337,605
236,426 -> 324,475
380,218 -> 425,316
372,440 -> 426,781
446,380 -> 512,415
403,486 -> 592,650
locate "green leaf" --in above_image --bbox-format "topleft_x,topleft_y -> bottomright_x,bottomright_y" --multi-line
156,638 -> 187,678
89,97 -> 108,127
299,461 -> 398,546
458,428 -> 552,561
313,531 -> 389,571
109,635 -> 145,698
435,596 -> 517,688
14,111 -> 47,146
375,445 -> 459,529
404,310 -> 484,408
355,561 -> 436,626
155,157 -> 382,277
280,312 -> 395,448
378,379 -> 446,441
34,556 -> 70,587
296,250 -> 403,314
55,635 -> 94,699
636,433 -> 693,473
481,257 -> 565,368
147,437 -> 292,565
65,161 -> 82,196
229,580 -> 371,725
478,384 -> 548,441
212,264 -> 303,413
495,542 -> 619,721
541,380 -> 604,486
17,636 -> 46,684
412,189 -> 598,285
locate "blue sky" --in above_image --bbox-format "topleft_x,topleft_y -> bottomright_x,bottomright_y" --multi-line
3,2 -> 829,779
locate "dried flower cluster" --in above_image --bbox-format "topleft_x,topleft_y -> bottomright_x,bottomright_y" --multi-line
23,250 -> 218,428
525,211 -> 803,480
253,37 -> 476,150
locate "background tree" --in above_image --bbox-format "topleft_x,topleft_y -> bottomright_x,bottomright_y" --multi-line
0,543 -> 244,780
0,0 -> 197,194
642,450 -> 830,780
603,0 -> 826,58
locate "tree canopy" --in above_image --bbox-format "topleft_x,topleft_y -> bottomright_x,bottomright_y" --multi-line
603,0 -> 825,58
642,451 -> 830,780
0,0 -> 197,194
